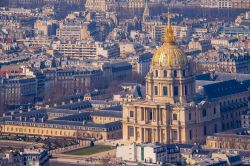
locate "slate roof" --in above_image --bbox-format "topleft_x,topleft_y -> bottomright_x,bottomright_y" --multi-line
90,110 -> 122,118
203,80 -> 248,99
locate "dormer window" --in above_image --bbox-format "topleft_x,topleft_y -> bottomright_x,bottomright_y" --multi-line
202,109 -> 207,117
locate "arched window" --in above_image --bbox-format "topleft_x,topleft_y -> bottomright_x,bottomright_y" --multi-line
164,70 -> 167,77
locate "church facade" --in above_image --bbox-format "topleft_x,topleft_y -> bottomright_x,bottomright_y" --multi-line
122,16 -> 249,144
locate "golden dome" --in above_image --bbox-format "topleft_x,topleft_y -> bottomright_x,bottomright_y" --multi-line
152,15 -> 188,67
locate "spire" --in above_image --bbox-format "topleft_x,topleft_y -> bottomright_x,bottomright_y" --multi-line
164,10 -> 175,43
167,9 -> 171,28
143,0 -> 150,22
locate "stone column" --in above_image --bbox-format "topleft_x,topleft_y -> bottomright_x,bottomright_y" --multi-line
134,127 -> 137,142
144,128 -> 147,142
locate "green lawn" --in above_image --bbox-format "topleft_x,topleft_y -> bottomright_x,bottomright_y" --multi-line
63,145 -> 115,155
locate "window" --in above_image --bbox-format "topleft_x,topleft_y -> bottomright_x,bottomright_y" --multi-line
214,124 -> 217,133
172,130 -> 178,140
203,126 -> 207,136
154,86 -> 158,96
202,109 -> 207,117
163,86 -> 168,96
155,70 -> 158,77
129,127 -> 134,137
182,70 -> 186,77
189,130 -> 192,140
130,111 -> 134,118
173,70 -> 177,77
164,70 -> 167,77
185,85 -> 188,96
173,113 -> 177,120
149,110 -> 153,121
174,86 -> 179,97
189,113 -> 192,120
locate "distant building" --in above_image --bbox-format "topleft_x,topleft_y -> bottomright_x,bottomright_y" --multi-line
195,53 -> 250,74
96,42 -> 120,58
221,26 -> 250,36
143,23 -> 191,43
56,20 -> 97,41
211,38 -> 238,48
188,39 -> 212,53
241,111 -> 250,128
142,21 -> 163,42
206,128 -> 250,150
127,0 -> 146,8
202,0 -> 250,9
0,109 -> 122,140
91,110 -> 122,124
85,0 -> 116,12
127,52 -> 153,77
43,68 -> 103,89
235,11 -> 250,26
0,148 -> 49,166
116,143 -> 180,165
52,41 -> 97,58
34,19 -> 58,37
0,76 -> 37,106
20,148 -> 49,166
119,42 -> 144,55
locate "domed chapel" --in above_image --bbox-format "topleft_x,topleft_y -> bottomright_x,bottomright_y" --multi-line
122,14 -> 246,144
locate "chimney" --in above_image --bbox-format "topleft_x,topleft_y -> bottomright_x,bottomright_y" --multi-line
54,103 -> 57,107
19,110 -> 23,114
78,99 -> 81,102
3,113 -> 5,117
28,108 -> 31,112
41,117 -> 44,123
10,115 -> 13,120
19,116 -> 22,121
70,100 -> 73,104
32,117 -> 36,122
45,105 -> 49,108
11,111 -> 15,115
62,102 -> 65,105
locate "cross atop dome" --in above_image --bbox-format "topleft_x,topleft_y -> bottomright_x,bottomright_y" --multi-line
164,10 -> 175,44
